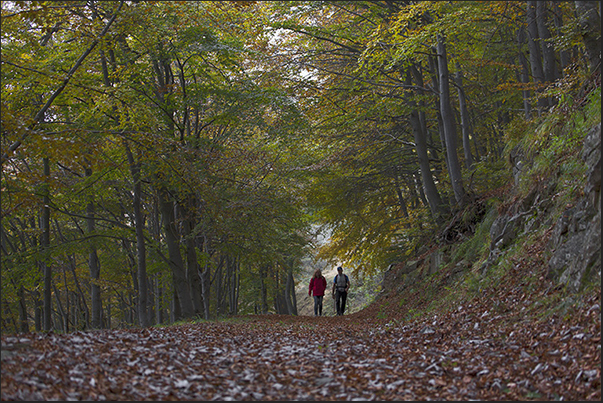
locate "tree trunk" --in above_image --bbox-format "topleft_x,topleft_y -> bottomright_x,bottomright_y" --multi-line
228,257 -> 240,315
436,35 -> 467,206
215,256 -> 224,316
68,254 -> 89,329
574,1 -> 601,75
158,188 -> 194,319
60,266 -> 71,332
124,142 -> 151,328
85,166 -> 102,329
42,157 -> 52,331
454,62 -> 474,171
552,3 -> 571,74
183,213 -> 203,316
405,68 -> 448,218
526,1 -> 549,112
286,268 -> 297,315
200,235 -> 212,320
428,54 -> 449,169
259,265 -> 269,314
536,2 -> 559,83
517,26 -> 533,119
52,283 -> 67,332
17,284 -> 29,333
393,174 -> 409,219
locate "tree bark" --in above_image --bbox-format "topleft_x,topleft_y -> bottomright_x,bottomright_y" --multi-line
124,141 -> 151,328
536,2 -> 559,83
405,67 -> 448,218
286,268 -> 297,315
42,157 -> 52,331
259,265 -> 269,314
85,166 -> 102,329
455,62 -> 474,171
68,254 -> 89,329
228,257 -> 240,315
158,188 -> 195,319
574,1 -> 601,75
183,211 -> 203,316
428,54 -> 449,170
17,284 -> 29,333
200,235 -> 212,320
436,35 -> 467,206
517,27 -> 533,119
526,1 -> 549,112
551,3 -> 571,74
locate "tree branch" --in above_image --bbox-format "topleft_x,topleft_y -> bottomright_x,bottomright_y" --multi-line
1,1 -> 124,165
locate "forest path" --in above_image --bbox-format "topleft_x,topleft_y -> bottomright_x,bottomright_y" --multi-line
1,299 -> 600,401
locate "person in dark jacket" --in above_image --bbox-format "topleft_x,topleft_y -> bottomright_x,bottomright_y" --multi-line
308,269 -> 328,316
331,266 -> 350,316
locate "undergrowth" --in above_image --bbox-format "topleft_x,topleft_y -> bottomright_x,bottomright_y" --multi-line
372,85 -> 601,326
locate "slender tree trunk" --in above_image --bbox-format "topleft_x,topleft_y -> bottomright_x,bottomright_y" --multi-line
551,3 -> 570,74
517,26 -> 533,119
286,267 -> 297,315
124,142 -> 151,328
410,65 -> 440,166
17,284 -> 29,333
42,157 -> 52,331
406,66 -> 448,218
428,54 -> 449,169
185,221 -> 203,316
155,276 -> 164,324
228,257 -> 240,315
85,166 -> 102,329
158,188 -> 194,319
259,265 -> 269,314
149,201 -> 164,324
216,257 -> 225,316
455,62 -> 474,171
199,234 -> 212,320
52,283 -> 66,332
393,175 -> 409,219
34,289 -> 42,332
67,254 -> 89,329
535,2 -> 558,82
574,1 -> 601,75
61,266 -> 71,332
413,172 -> 429,213
526,1 -> 549,113
436,35 -> 467,206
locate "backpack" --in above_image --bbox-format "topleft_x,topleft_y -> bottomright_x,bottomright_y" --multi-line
335,274 -> 348,292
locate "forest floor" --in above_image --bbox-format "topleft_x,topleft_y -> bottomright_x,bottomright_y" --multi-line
1,260 -> 600,401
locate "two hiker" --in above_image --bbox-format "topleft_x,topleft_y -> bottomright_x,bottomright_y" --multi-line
308,266 -> 350,316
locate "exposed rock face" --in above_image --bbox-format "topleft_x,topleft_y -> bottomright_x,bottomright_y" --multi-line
381,124 -> 601,297
486,123 -> 601,291
547,124 -> 601,291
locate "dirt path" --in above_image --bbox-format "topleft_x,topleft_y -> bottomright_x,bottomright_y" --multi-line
1,302 -> 600,401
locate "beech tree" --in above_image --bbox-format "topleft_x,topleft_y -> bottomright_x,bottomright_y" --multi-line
2,1 -> 598,332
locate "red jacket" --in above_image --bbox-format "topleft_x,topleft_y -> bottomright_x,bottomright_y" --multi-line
309,276 -> 327,297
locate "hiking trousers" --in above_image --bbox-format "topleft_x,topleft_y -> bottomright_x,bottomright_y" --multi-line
313,295 -> 324,316
335,290 -> 347,315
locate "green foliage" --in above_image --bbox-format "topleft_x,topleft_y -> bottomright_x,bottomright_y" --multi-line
450,205 -> 498,265
1,0 -> 598,333
514,86 -> 600,204
468,159 -> 510,195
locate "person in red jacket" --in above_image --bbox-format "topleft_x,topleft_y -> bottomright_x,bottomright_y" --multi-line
308,269 -> 328,316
